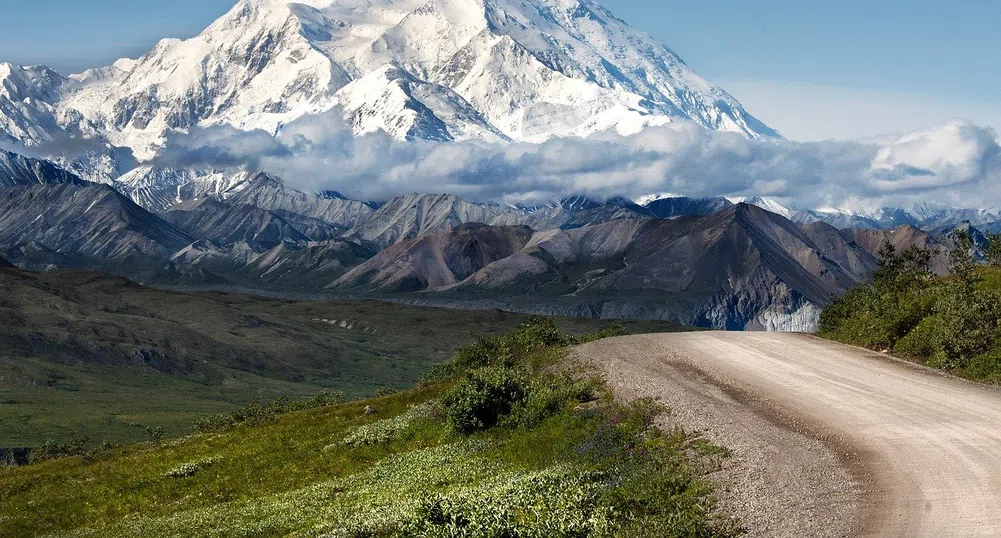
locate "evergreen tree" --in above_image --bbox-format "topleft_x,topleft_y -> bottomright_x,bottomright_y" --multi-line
949,229 -> 979,296
986,232 -> 1001,267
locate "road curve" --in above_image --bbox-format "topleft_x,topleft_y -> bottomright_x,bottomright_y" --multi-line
574,332 -> 1001,537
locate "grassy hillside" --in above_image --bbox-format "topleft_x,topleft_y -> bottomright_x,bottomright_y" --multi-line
0,267 -> 685,447
0,321 -> 738,537
819,233 -> 1001,382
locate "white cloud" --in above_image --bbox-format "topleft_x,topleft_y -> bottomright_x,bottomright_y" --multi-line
152,112 -> 1001,212
870,120 -> 1001,192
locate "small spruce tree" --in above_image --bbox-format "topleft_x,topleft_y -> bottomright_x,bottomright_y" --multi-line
986,232 -> 1001,267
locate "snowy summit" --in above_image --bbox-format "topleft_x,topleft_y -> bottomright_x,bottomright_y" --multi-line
0,0 -> 778,165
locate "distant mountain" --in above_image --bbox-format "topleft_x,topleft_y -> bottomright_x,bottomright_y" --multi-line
0,149 -> 976,331
0,149 -> 87,187
336,223 -> 535,291
0,183 -> 192,260
792,210 -> 884,231
334,204 -> 890,330
0,0 -> 778,168
170,238 -> 374,288
0,64 -> 72,146
115,167 -> 247,212
792,205 -> 1000,232
841,225 -> 952,275
798,222 -> 879,279
730,196 -> 792,219
0,0 -> 783,205
344,193 -> 536,247
557,196 -> 653,229
225,173 -> 378,228
162,197 -> 319,248
645,196 -> 733,219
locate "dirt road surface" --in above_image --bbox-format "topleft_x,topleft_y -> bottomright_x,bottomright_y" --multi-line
573,332 -> 1001,537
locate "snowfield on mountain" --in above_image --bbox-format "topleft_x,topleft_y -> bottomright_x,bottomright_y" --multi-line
0,0 -> 778,165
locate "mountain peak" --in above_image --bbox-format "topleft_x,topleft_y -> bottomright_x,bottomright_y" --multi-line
0,0 -> 778,168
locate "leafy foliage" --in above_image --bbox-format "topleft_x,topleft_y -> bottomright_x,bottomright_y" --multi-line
820,235 -> 1001,380
28,437 -> 90,464
443,366 -> 530,434
192,391 -> 346,434
987,232 -> 1001,267
818,241 -> 935,350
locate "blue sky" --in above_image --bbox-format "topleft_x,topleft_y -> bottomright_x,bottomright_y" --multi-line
1,0 -> 998,140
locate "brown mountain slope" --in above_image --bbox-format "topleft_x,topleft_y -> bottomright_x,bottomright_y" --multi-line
332,205 -> 885,330
843,225 -> 951,274
334,223 -> 536,292
0,183 -> 192,260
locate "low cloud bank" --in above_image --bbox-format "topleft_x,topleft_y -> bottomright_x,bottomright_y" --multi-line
153,112 -> 1001,210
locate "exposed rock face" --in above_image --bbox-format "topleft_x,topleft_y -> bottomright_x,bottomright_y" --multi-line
171,237 -> 375,287
334,204 -> 885,330
645,196 -> 734,219
336,223 -> 535,291
0,183 -> 192,260
792,205 -> 1001,232
162,197 -> 314,248
345,194 -> 535,248
0,149 -> 87,187
225,173 -> 378,228
842,225 -> 952,275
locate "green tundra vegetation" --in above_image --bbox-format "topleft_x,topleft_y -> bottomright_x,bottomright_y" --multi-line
0,320 -> 739,537
819,230 -> 1001,382
0,267 -> 684,447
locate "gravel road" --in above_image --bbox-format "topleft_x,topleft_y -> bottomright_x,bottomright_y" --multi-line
572,332 -> 1001,537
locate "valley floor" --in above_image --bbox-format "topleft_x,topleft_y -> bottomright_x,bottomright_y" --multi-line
0,323 -> 737,537
0,266 -> 683,447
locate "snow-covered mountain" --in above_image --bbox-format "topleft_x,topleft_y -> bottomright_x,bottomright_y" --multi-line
791,204 -> 1001,232
0,0 -> 778,168
729,196 -> 792,219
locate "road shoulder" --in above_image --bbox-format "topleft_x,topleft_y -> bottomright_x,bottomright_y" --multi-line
572,334 -> 867,538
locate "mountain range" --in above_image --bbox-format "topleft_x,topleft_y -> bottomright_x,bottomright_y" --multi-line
0,0 -> 993,331
1,0 -> 993,229
0,151 -> 969,331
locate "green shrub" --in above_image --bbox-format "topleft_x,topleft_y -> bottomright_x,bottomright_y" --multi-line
819,283 -> 931,350
508,317 -> 577,350
423,318 -> 629,384
81,440 -> 120,464
936,290 -> 1001,368
442,367 -> 528,434
962,347 -> 1001,383
508,372 -> 598,430
451,336 -> 516,371
29,436 -> 90,464
988,232 -> 1001,267
821,238 -> 1001,380
894,314 -> 946,359
193,391 -> 346,434
579,324 -> 628,344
